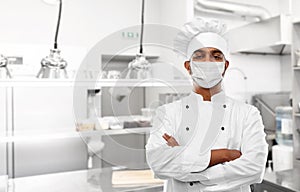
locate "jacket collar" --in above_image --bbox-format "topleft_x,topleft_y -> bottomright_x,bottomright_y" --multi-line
190,90 -> 225,103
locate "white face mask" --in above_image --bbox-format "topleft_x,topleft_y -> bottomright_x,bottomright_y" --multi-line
190,61 -> 225,88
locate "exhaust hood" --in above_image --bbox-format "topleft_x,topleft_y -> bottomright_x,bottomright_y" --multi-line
225,14 -> 292,55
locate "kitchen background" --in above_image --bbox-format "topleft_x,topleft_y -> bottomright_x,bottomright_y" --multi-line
1,0 -> 300,191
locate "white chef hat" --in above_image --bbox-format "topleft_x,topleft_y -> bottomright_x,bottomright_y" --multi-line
174,17 -> 229,60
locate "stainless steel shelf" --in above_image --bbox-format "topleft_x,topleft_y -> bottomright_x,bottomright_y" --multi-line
101,53 -> 159,61
0,79 -> 192,88
0,127 -> 151,143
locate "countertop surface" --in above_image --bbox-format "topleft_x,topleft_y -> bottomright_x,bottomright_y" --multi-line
263,168 -> 300,192
5,168 -> 164,192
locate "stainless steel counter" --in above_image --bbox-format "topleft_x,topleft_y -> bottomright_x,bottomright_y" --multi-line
5,168 -> 163,192
262,168 -> 300,192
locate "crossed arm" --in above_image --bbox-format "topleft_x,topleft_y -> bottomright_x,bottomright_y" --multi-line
162,133 -> 242,167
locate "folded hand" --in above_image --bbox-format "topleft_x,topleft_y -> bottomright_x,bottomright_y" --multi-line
162,133 -> 179,147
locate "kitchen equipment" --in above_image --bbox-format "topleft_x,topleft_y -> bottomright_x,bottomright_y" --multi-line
0,54 -> 12,78
252,92 -> 291,153
125,0 -> 152,79
110,120 -> 123,130
252,92 -> 290,132
126,54 -> 152,79
76,119 -> 95,132
226,14 -> 291,55
98,116 -> 123,130
101,87 -> 144,117
37,49 -> 68,78
112,169 -> 163,186
107,70 -> 121,79
9,86 -> 87,177
272,145 -> 293,172
275,106 -> 293,146
265,160 -> 273,173
87,89 -> 101,119
37,0 -> 68,78
97,119 -> 110,130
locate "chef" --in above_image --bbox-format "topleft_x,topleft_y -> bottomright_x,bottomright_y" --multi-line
145,17 -> 268,192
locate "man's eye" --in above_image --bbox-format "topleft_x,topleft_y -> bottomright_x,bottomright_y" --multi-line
214,55 -> 223,59
194,55 -> 204,59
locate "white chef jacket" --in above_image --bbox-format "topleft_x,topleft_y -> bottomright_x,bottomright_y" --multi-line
146,91 -> 268,192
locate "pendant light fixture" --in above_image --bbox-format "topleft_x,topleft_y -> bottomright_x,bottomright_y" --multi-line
126,0 -> 151,79
0,54 -> 12,79
37,0 -> 68,78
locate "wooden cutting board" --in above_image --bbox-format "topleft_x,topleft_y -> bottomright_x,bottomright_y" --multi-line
112,169 -> 164,186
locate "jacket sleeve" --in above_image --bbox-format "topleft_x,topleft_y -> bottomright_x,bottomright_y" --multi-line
178,106 -> 268,190
146,105 -> 211,180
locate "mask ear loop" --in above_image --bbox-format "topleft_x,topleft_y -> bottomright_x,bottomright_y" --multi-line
218,60 -> 226,74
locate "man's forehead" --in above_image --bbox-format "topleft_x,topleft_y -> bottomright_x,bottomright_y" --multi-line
194,47 -> 224,54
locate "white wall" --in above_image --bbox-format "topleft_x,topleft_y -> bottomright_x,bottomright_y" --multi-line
0,0 -> 161,76
292,0 -> 300,20
223,54 -> 282,102
0,0 -> 292,96
0,0 -> 161,47
159,0 -> 194,28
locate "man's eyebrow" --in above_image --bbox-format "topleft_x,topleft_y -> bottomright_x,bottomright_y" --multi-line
193,50 -> 205,54
211,50 -> 224,55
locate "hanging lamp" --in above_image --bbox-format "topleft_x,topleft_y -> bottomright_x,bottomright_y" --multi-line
126,0 -> 151,79
37,0 -> 68,78
0,54 -> 12,79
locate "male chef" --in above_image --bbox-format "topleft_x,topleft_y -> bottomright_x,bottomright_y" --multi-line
146,17 -> 268,192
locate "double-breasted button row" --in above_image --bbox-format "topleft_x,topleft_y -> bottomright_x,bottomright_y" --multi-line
186,104 -> 226,109
222,104 -> 226,131
186,126 -> 224,131
185,103 -> 227,132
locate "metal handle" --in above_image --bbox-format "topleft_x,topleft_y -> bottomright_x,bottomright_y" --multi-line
254,98 -> 275,117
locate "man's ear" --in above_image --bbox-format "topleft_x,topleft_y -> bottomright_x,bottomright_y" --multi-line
184,61 -> 191,75
222,60 -> 229,76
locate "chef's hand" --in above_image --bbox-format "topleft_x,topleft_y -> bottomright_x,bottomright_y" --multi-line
162,133 -> 179,147
226,149 -> 242,161
209,149 -> 242,167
